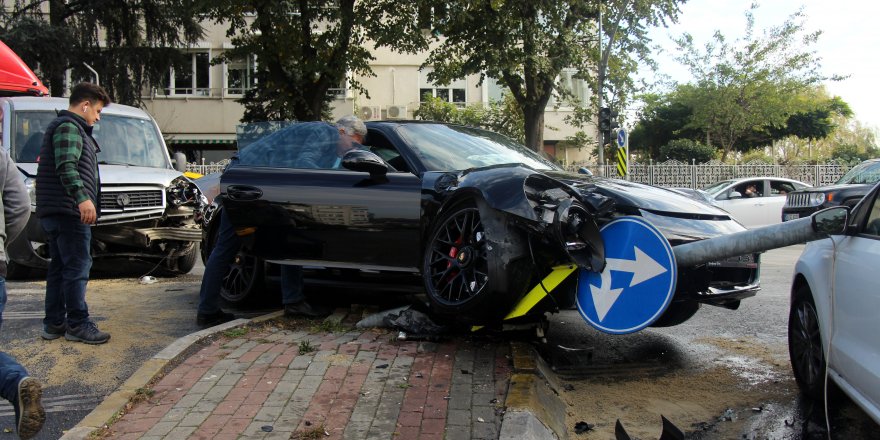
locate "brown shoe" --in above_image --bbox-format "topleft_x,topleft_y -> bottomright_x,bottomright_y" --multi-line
16,377 -> 45,440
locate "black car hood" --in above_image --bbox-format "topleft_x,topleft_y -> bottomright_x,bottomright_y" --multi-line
544,170 -> 732,218
798,183 -> 873,192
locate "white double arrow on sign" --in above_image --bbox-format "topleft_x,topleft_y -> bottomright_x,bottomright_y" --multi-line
589,246 -> 668,321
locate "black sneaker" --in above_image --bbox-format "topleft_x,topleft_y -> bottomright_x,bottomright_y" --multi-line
65,322 -> 110,345
196,310 -> 236,328
41,322 -> 67,340
15,377 -> 45,440
284,300 -> 332,318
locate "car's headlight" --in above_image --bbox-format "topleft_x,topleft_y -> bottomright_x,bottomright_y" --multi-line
809,192 -> 826,206
24,176 -> 36,208
167,176 -> 202,207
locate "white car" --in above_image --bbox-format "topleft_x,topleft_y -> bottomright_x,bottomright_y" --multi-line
701,177 -> 811,228
788,182 -> 880,426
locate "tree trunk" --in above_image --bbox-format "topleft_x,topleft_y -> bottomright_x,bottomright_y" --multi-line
523,105 -> 544,153
47,0 -> 68,96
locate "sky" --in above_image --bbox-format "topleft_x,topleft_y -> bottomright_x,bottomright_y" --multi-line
644,0 -> 880,130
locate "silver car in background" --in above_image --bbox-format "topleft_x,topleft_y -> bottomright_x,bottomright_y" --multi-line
0,97 -> 204,277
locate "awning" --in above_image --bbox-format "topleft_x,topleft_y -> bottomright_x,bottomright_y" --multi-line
167,138 -> 236,145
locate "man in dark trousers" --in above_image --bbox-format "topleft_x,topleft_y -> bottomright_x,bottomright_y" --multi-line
36,82 -> 111,345
0,148 -> 45,438
196,116 -> 367,327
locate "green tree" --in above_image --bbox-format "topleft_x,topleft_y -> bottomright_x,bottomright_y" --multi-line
199,0 -> 425,122
415,95 -> 525,142
0,0 -> 203,105
425,0 -> 683,154
629,93 -> 701,160
671,5 -> 840,161
659,138 -> 715,163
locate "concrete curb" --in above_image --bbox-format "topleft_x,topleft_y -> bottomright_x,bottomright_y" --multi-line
58,312 -> 282,440
499,342 -> 568,439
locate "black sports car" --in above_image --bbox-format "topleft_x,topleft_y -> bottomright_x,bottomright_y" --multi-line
202,121 -> 759,328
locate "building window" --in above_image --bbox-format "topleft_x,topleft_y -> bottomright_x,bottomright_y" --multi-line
225,54 -> 256,96
419,68 -> 466,106
162,51 -> 210,97
553,69 -> 588,108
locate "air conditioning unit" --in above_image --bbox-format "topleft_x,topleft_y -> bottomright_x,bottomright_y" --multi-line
386,105 -> 408,119
359,105 -> 380,120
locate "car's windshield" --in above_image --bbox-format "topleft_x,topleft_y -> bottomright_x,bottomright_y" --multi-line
395,124 -> 557,171
836,161 -> 880,184
703,180 -> 735,196
12,111 -> 169,168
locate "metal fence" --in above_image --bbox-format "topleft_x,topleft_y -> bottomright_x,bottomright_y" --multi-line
566,160 -> 855,189
185,158 -> 855,189
186,160 -> 231,176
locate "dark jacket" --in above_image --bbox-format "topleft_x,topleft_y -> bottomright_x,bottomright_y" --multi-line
35,110 -> 101,218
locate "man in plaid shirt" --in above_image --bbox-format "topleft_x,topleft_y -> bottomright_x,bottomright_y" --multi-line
35,83 -> 112,345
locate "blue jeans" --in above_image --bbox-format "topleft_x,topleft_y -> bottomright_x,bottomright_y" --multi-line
41,215 -> 93,329
0,277 -> 28,404
198,209 -> 304,314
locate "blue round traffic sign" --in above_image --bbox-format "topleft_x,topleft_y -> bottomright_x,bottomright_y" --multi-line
617,129 -> 627,148
576,216 -> 677,334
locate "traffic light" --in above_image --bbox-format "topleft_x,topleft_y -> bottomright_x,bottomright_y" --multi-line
599,107 -> 612,132
599,107 -> 620,146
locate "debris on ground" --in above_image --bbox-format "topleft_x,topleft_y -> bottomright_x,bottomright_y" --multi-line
574,421 -> 594,434
615,415 -> 684,440
356,305 -> 448,340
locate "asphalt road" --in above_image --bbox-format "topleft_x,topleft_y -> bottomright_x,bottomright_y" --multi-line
0,246 -> 875,439
544,244 -> 877,439
0,258 -> 281,440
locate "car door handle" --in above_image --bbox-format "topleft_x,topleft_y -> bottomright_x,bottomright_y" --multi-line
227,185 -> 263,201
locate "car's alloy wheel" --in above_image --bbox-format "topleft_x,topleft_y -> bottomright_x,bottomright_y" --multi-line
425,204 -> 490,306
788,285 -> 825,400
423,200 -> 532,324
220,252 -> 264,305
203,209 -> 264,306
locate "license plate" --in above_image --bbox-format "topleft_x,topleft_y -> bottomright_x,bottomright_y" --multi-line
783,213 -> 800,221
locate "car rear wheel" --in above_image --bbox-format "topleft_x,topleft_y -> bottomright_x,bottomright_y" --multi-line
203,213 -> 265,307
788,285 -> 825,400
423,199 -> 532,324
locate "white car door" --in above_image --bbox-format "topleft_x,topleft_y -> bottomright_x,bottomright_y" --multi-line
715,180 -> 765,228
830,189 -> 880,412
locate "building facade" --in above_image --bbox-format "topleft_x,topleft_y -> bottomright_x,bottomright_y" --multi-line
136,22 -> 598,165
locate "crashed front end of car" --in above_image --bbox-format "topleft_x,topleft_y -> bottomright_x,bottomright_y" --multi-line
11,168 -> 206,274
428,164 -> 760,327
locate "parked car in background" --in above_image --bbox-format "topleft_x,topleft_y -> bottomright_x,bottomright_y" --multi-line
783,158 -> 880,222
697,177 -> 811,228
202,121 -> 761,328
788,182 -> 880,426
2,97 -> 204,277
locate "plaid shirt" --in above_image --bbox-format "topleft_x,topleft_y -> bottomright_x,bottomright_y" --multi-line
52,122 -> 90,204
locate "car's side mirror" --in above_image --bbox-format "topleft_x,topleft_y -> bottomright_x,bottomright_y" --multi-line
577,167 -> 593,176
172,151 -> 187,173
811,206 -> 848,235
727,191 -> 742,200
342,149 -> 388,179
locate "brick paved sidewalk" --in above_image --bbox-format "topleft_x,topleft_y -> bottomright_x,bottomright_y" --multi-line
100,318 -> 511,440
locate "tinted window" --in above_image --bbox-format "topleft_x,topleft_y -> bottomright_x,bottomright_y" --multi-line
395,124 -> 556,172
236,121 -> 364,170
12,111 -> 169,169
837,161 -> 880,185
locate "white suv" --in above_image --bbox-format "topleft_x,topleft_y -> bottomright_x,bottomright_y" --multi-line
788,182 -> 880,426
0,96 -> 204,277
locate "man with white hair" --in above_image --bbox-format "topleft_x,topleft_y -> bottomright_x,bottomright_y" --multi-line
196,116 -> 368,326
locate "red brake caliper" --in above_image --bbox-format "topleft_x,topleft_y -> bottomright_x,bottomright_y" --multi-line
444,234 -> 464,284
